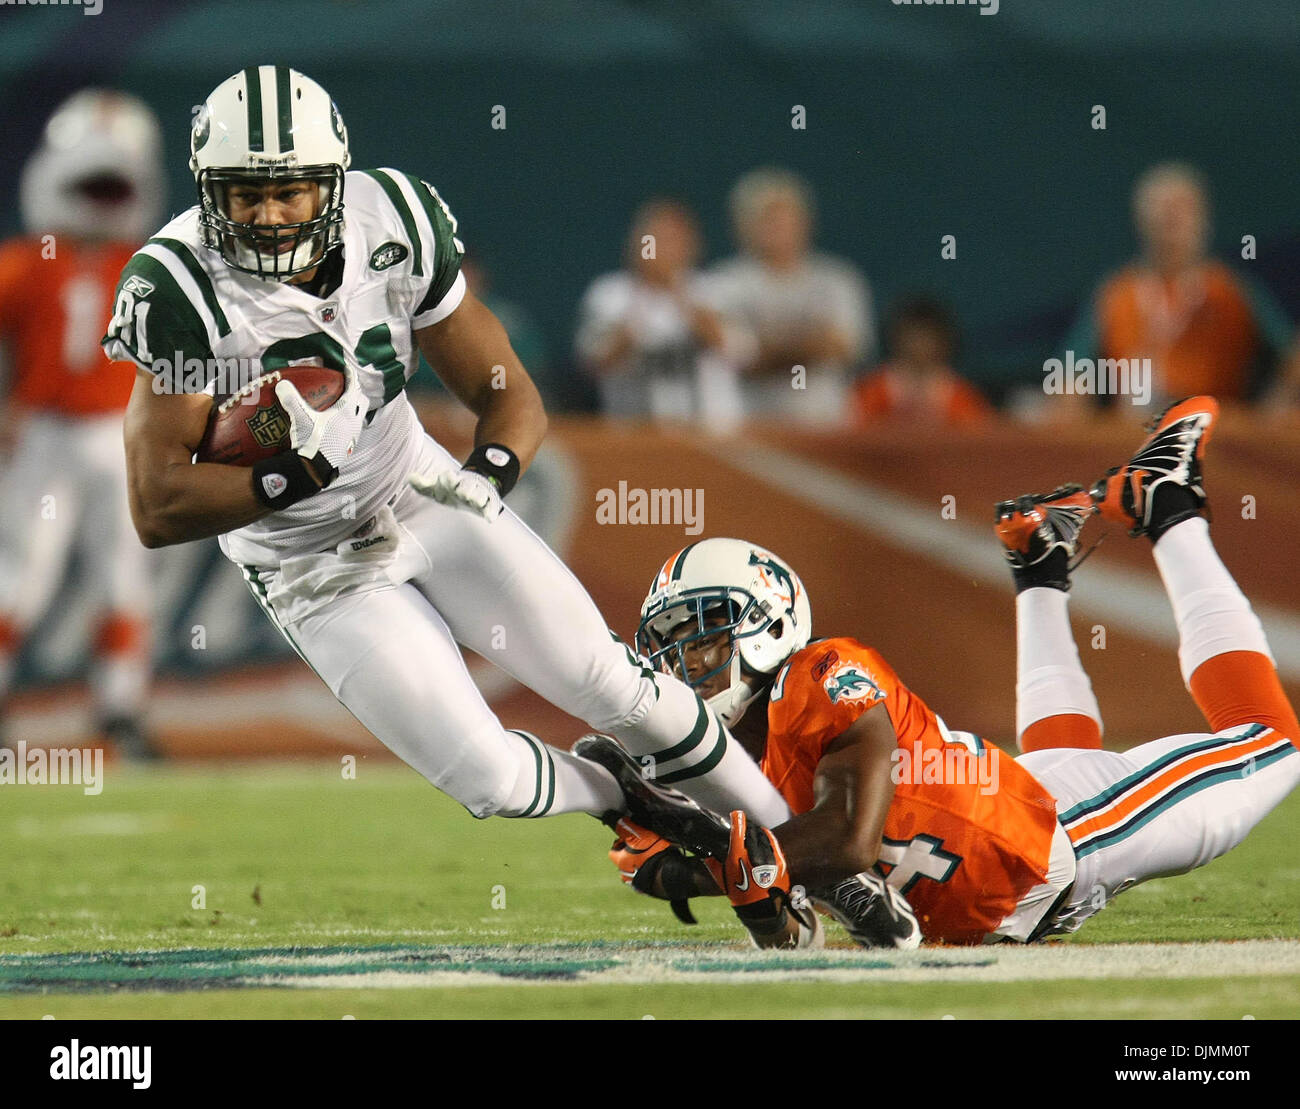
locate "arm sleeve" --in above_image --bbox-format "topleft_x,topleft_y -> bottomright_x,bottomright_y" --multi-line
769,640 -> 893,752
401,174 -> 466,328
101,252 -> 214,387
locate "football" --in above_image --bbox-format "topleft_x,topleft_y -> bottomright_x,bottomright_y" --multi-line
195,364 -> 346,467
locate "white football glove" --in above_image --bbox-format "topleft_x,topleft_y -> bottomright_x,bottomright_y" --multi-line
275,369 -> 368,482
408,467 -> 503,521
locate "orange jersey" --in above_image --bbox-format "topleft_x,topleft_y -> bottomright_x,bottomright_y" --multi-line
1094,262 -> 1266,400
762,637 -> 1061,944
0,236 -> 140,416
853,366 -> 989,426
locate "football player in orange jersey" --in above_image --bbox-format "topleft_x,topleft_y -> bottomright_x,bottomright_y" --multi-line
0,90 -> 164,756
582,395 -> 1300,947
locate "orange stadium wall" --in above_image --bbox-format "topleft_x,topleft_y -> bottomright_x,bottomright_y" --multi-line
12,404 -> 1299,758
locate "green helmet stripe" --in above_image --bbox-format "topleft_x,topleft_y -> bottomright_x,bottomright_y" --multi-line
243,66 -> 263,152
275,65 -> 294,153
670,542 -> 699,582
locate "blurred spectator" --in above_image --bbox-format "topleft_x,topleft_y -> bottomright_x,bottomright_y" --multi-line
575,198 -> 745,432
1062,162 -> 1299,408
854,296 -> 989,426
708,167 -> 874,426
0,90 -> 163,757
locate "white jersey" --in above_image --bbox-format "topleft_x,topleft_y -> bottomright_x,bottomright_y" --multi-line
101,168 -> 466,565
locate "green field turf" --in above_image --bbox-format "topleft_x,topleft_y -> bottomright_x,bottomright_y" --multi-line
1,761 -> 1298,1019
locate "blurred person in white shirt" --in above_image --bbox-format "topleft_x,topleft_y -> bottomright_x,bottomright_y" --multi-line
709,167 -> 874,427
575,199 -> 747,433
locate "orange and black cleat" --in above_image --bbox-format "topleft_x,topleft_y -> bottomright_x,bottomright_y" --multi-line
1090,395 -> 1218,540
994,484 -> 1097,571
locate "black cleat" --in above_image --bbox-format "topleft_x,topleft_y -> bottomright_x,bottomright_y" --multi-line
811,871 -> 922,950
572,733 -> 730,857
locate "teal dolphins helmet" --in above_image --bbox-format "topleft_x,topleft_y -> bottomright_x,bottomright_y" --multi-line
637,538 -> 812,727
190,65 -> 350,281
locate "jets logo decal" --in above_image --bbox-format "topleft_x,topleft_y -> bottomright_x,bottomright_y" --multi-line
823,662 -> 886,706
369,241 -> 409,271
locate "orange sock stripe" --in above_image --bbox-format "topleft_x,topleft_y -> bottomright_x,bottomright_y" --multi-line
95,614 -> 147,656
1188,651 -> 1300,744
1021,713 -> 1103,752
1066,730 -> 1281,844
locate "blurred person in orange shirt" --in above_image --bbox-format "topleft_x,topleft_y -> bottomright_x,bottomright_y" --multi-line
0,90 -> 164,757
854,295 -> 989,426
1061,163 -> 1298,409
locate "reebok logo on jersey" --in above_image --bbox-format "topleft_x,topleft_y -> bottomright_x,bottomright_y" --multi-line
369,241 -> 408,271
261,472 -> 289,499
121,275 -> 155,298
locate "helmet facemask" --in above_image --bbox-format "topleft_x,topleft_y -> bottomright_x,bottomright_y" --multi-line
636,587 -> 780,728
196,165 -> 344,282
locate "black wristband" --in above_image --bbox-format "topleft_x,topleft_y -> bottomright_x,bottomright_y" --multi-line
462,442 -> 520,498
252,450 -> 324,510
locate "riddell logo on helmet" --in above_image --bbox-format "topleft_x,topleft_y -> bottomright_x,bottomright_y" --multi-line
595,481 -> 704,536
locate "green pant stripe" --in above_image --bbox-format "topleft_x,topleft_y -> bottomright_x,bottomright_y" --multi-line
651,698 -> 709,766
658,715 -> 727,785
239,564 -> 314,673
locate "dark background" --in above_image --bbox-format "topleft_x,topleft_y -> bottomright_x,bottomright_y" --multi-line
2,0 -> 1298,401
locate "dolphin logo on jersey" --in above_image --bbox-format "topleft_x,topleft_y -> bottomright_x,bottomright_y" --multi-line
823,662 -> 885,706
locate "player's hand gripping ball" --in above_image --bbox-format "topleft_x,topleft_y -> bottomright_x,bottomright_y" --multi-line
195,364 -> 349,467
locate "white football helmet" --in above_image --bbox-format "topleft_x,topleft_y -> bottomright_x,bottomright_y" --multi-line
190,65 -> 350,280
19,89 -> 164,243
637,538 -> 812,727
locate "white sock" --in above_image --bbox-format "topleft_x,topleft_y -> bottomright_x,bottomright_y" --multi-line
498,729 -> 623,818
1015,587 -> 1102,742
612,674 -> 791,826
1152,517 -> 1272,683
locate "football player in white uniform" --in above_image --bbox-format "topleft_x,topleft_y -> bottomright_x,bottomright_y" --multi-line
106,66 -> 789,827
